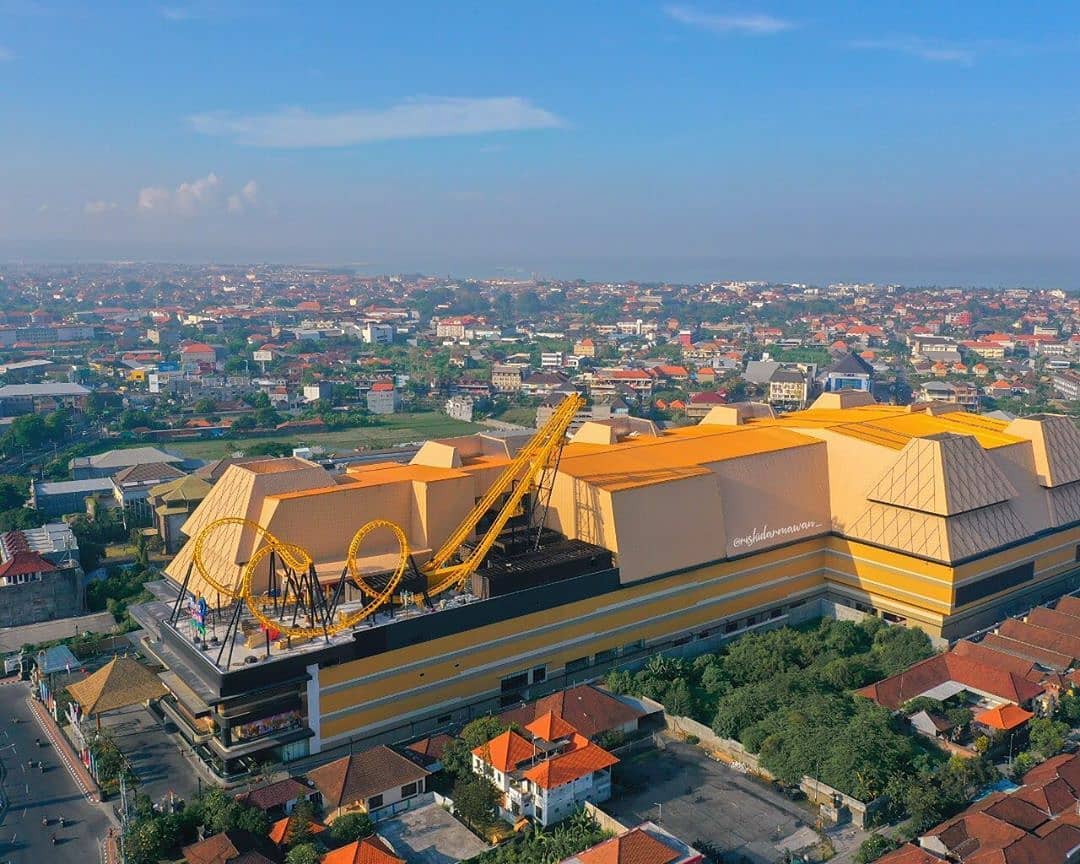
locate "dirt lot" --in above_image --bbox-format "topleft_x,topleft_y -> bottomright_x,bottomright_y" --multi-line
605,739 -> 824,863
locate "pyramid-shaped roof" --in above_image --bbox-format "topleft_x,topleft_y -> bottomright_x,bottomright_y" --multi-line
149,473 -> 212,503
866,433 -> 1016,516
66,656 -> 168,716
525,711 -> 578,743
1005,414 -> 1080,488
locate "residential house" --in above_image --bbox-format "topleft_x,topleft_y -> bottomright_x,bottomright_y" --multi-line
491,362 -> 529,393
1052,370 -> 1080,401
499,683 -> 649,741
321,836 -> 404,864
820,353 -> 874,393
685,391 -> 728,420
181,830 -> 276,864
112,462 -> 188,527
71,446 -> 185,480
180,342 -> 218,367
472,714 -> 618,827
767,368 -> 811,408
0,523 -> 84,626
573,338 -> 597,358
306,745 -> 430,822
149,473 -> 213,552
366,381 -> 398,415
235,776 -> 319,819
560,821 -> 705,864
445,394 -> 475,422
521,371 -> 571,398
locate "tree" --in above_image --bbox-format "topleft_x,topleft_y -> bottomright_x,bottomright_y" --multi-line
0,476 -> 29,511
855,834 -> 898,864
285,843 -> 320,864
1028,717 -> 1069,759
330,812 -> 374,843
10,413 -> 47,449
0,506 -> 46,533
231,414 -> 258,432
441,716 -> 516,778
452,774 -> 499,830
285,799 -> 317,847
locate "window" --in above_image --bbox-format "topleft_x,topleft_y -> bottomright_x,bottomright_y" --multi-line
620,639 -> 643,655
437,713 -> 451,724
535,807 -> 543,823
531,666 -> 546,684
501,671 -> 528,693
745,615 -> 757,627
565,656 -> 589,674
367,794 -> 383,810
1075,544 -> 1080,563
400,781 -> 418,798
769,608 -> 783,620
594,648 -> 617,664
955,562 -> 1034,606
724,621 -> 739,634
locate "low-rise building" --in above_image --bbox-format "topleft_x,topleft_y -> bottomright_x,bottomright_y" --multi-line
71,446 -> 185,480
148,474 -> 212,553
445,394 -> 475,423
0,382 -> 90,416
366,381 -> 399,415
111,462 -> 188,526
0,523 -> 83,626
491,362 -> 529,393
471,714 -> 618,827
306,745 -> 431,822
31,477 -> 114,517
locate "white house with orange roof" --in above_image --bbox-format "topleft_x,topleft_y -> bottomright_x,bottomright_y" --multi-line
471,711 -> 618,827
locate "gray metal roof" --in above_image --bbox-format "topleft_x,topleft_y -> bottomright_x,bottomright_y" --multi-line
0,383 -> 90,397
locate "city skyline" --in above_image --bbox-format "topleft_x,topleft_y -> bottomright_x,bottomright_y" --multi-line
2,2 -> 1079,287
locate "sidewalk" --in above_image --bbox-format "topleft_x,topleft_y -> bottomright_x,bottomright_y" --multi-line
27,695 -> 101,803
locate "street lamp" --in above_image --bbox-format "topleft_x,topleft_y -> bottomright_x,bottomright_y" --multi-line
653,802 -> 662,823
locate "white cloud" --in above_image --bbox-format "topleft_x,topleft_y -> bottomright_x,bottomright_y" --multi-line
137,173 -> 256,216
227,179 -> 258,213
189,96 -> 564,148
83,200 -> 117,216
848,37 -> 976,65
664,5 -> 794,35
0,46 -> 14,61
175,171 -> 220,213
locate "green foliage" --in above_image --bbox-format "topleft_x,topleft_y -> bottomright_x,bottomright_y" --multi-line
1028,716 -> 1069,759
285,799 -> 317,848
885,754 -> 996,832
0,506 -> 47,532
604,618 -> 938,803
1011,750 -> 1042,778
330,811 -> 375,843
86,562 -> 155,614
902,696 -> 945,717
855,833 -> 899,864
452,773 -> 500,832
70,509 -> 129,572
465,810 -> 609,864
441,716 -> 516,778
285,843 -> 321,864
200,787 -> 271,836
244,441 -> 294,457
0,475 -> 30,510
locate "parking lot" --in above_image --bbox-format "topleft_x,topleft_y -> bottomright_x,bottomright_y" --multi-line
605,739 -> 821,864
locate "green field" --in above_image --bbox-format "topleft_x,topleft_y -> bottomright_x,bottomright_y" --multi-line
154,412 -> 482,461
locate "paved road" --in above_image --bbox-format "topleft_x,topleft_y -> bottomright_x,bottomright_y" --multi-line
100,704 -> 200,806
0,613 -> 118,654
0,682 -> 112,864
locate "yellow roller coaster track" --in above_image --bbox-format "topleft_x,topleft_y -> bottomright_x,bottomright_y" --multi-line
190,393 -> 584,641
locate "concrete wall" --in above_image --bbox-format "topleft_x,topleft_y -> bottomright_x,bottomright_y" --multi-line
0,569 -> 83,627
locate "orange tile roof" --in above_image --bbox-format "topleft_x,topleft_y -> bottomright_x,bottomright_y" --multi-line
522,740 -> 618,790
320,836 -> 403,864
975,704 -> 1034,731
473,730 -> 536,773
268,816 -> 326,846
525,712 -> 578,743
576,827 -> 681,864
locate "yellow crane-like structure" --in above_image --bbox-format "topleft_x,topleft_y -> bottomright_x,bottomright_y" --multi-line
186,393 -> 584,644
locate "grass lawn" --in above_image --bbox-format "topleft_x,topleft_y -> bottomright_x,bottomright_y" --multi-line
491,405 -> 538,427
155,412 -> 482,461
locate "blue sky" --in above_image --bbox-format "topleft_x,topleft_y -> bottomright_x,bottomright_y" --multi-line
1,1 -> 1078,285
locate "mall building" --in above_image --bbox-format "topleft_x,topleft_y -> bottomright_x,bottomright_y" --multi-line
140,391 -> 1080,777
